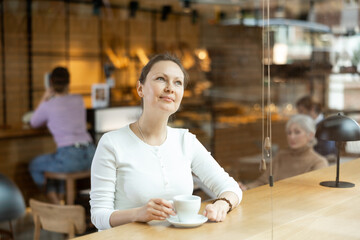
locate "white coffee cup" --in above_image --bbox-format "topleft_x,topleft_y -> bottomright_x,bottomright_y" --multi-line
173,195 -> 201,222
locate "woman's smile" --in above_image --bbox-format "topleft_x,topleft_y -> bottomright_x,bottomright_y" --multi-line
160,95 -> 174,102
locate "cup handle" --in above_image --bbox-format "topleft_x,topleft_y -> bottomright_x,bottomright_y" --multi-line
168,200 -> 175,212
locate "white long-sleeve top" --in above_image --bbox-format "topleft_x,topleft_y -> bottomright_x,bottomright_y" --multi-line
90,125 -> 242,230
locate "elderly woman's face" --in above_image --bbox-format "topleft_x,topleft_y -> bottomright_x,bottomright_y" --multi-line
286,123 -> 313,150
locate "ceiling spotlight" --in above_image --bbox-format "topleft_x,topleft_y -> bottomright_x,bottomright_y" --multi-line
93,0 -> 102,16
191,9 -> 198,24
161,5 -> 172,21
182,0 -> 191,13
128,1 -> 139,18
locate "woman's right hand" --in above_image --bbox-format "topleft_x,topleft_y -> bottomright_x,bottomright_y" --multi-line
238,181 -> 248,191
135,198 -> 176,222
41,88 -> 54,102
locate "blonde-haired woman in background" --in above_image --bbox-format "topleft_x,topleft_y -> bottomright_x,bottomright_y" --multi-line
239,114 -> 328,191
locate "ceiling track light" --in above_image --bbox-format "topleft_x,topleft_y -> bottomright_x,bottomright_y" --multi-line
128,1 -> 139,18
182,0 -> 191,13
191,9 -> 198,24
161,5 -> 172,21
93,0 -> 102,15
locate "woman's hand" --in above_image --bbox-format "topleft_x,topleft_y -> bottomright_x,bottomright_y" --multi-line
238,181 -> 248,191
41,88 -> 54,102
134,198 -> 176,223
203,200 -> 230,222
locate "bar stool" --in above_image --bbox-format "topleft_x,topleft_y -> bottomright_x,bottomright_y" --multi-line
44,170 -> 91,205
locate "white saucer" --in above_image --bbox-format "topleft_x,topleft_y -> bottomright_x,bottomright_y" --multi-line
167,214 -> 208,228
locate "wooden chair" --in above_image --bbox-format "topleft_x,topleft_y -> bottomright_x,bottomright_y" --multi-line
44,170 -> 91,205
29,198 -> 86,240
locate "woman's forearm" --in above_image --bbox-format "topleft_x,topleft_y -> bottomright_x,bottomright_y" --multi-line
109,208 -> 139,227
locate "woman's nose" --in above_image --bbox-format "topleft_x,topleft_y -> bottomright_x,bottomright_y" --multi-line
165,82 -> 174,92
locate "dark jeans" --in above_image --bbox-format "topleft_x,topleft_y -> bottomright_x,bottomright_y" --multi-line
29,143 -> 95,193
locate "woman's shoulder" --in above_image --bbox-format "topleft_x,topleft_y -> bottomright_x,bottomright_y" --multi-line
67,94 -> 84,102
308,148 -> 329,168
167,126 -> 195,139
167,126 -> 189,134
99,125 -> 130,142
310,149 -> 328,162
50,94 -> 82,104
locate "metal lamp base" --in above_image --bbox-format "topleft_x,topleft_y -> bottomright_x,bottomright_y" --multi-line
320,181 -> 355,188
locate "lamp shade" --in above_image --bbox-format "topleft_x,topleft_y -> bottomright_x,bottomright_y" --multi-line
0,174 -> 25,221
316,113 -> 360,142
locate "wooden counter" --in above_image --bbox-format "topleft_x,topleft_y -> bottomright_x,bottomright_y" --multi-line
0,125 -> 49,140
73,158 -> 360,240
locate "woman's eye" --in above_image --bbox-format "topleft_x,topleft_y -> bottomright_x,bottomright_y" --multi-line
175,80 -> 183,86
156,77 -> 165,81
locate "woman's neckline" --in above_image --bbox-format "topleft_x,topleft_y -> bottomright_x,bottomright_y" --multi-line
128,124 -> 168,147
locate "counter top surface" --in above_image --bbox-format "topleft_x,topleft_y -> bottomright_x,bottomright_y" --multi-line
0,125 -> 49,139
74,158 -> 360,240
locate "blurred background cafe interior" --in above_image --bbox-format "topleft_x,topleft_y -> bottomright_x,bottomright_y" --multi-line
1,0 -> 360,239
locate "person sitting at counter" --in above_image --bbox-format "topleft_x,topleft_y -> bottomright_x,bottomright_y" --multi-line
29,66 -> 96,204
296,95 -> 337,161
238,114 -> 328,191
90,53 -> 242,230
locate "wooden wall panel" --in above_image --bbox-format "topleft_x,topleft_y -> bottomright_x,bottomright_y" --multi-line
179,16 -> 199,49
69,57 -> 101,100
69,3 -> 100,57
0,134 -> 56,203
156,14 -> 178,51
128,12 -> 153,53
102,8 -> 128,89
102,8 -> 127,48
4,2 -> 28,124
203,25 -> 262,88
32,1 -> 66,53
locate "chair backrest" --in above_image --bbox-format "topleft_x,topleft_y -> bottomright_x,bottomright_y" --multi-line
29,199 -> 86,240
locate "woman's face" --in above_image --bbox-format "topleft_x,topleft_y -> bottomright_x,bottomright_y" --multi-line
286,123 -> 313,150
137,60 -> 184,115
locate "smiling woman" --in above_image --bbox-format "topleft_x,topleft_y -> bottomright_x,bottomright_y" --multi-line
89,53 -> 242,230
137,60 -> 185,119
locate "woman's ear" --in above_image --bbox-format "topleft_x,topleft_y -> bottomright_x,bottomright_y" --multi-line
137,81 -> 143,97
308,132 -> 315,141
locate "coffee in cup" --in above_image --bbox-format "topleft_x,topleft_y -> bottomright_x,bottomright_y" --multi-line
173,195 -> 201,222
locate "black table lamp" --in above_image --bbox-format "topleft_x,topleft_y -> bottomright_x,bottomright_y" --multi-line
0,174 -> 26,238
316,113 -> 360,188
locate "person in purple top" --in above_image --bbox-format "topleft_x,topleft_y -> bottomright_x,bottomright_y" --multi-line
29,67 -> 95,204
